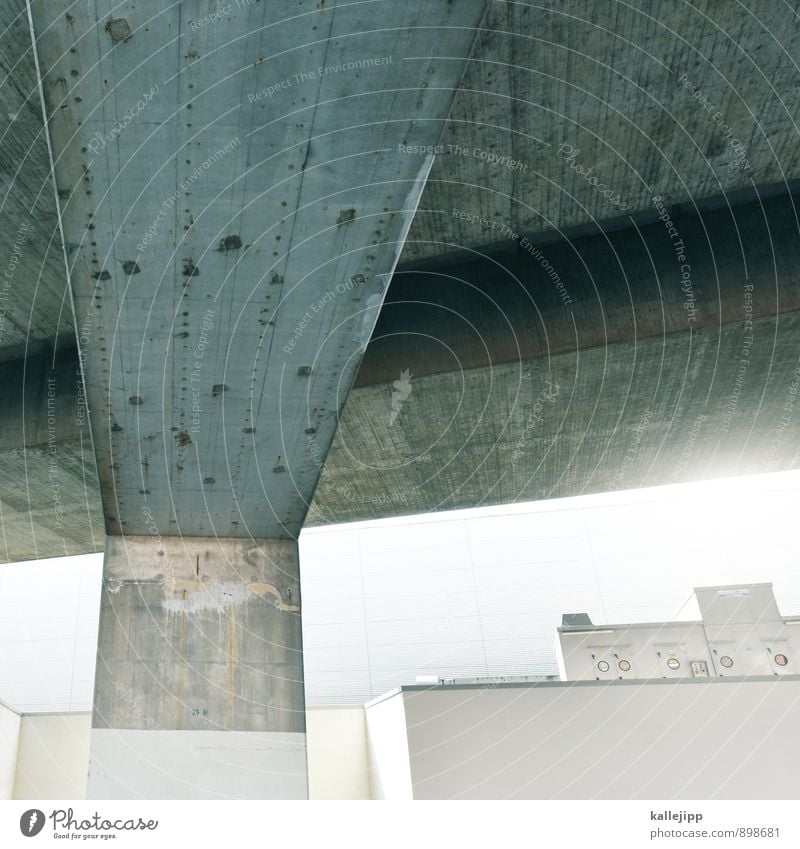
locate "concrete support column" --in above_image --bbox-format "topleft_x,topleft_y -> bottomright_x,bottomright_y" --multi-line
88,535 -> 306,799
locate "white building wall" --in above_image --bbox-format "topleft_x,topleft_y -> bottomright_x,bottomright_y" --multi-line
0,555 -> 101,714
0,701 -> 20,799
300,473 -> 800,706
393,678 -> 800,799
8,708 -> 371,800
12,713 -> 91,799
306,707 -> 371,799
365,692 -> 413,800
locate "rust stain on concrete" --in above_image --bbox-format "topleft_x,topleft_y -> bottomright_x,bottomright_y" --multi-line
162,580 -> 299,613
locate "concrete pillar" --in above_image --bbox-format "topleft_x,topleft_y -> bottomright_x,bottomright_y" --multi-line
26,0 -> 486,799
87,536 -> 306,799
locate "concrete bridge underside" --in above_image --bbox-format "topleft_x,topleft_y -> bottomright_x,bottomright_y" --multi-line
310,188 -> 800,523
1,0 -> 800,799
5,185 -> 800,551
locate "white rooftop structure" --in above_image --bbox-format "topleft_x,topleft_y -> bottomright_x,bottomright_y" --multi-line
557,583 -> 800,681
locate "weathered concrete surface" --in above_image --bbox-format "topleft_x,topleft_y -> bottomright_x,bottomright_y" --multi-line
356,190 -> 800,385
89,535 -> 305,797
0,345 -> 102,562
0,1 -> 101,563
27,1 -> 486,798
5,2 -> 800,560
29,0 -> 486,540
403,0 -> 800,262
4,188 -> 800,552
0,1 -> 75,352
307,189 -> 800,523
310,312 -> 800,523
95,535 -> 303,732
